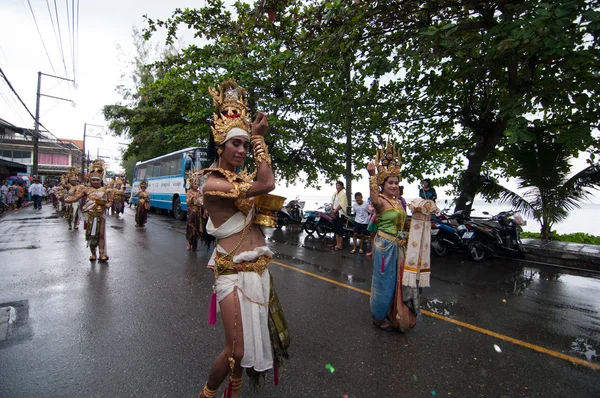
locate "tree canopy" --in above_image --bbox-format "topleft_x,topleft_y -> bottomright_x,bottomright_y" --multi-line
103,0 -> 600,203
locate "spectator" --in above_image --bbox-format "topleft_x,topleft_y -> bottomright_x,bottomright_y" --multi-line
16,183 -> 25,208
351,192 -> 370,254
330,180 -> 348,251
28,178 -> 44,210
0,182 -> 8,202
418,178 -> 437,202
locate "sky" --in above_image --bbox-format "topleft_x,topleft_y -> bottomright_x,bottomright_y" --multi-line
1,0 -> 597,205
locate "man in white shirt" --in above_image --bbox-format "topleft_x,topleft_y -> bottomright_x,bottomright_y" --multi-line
0,182 -> 8,202
330,180 -> 348,250
28,178 -> 44,210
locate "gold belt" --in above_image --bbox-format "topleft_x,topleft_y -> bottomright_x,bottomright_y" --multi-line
214,254 -> 272,276
377,230 -> 407,247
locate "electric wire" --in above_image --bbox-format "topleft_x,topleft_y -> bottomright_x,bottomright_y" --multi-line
71,0 -> 76,82
0,66 -> 73,149
74,0 -> 80,84
26,0 -> 57,75
0,87 -> 30,126
53,0 -> 70,80
65,0 -> 73,77
45,0 -> 63,72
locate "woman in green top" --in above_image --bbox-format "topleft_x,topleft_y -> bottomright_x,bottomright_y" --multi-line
367,141 -> 415,332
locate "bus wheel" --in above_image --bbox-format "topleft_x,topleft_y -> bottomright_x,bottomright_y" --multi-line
173,197 -> 185,221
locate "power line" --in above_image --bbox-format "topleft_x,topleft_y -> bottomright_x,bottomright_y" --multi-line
53,0 -> 70,80
26,0 -> 57,75
0,66 -> 72,149
71,0 -> 76,82
74,0 -> 80,83
45,0 -> 62,72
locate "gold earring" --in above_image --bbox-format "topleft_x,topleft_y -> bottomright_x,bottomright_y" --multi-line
217,147 -> 223,156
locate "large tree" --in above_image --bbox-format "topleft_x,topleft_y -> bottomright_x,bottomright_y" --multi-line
319,0 -> 600,210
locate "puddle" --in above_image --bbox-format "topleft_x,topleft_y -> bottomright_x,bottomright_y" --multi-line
570,338 -> 598,361
425,298 -> 455,317
0,245 -> 39,252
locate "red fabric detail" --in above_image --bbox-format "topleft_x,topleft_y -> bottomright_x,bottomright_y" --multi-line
208,291 -> 217,325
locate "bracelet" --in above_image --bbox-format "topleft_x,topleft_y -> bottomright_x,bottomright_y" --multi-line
369,175 -> 379,193
250,135 -> 272,167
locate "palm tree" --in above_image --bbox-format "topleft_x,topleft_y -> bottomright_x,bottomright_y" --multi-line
479,134 -> 600,239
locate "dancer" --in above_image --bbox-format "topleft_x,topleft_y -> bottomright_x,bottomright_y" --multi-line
197,78 -> 289,398
185,173 -> 203,251
112,176 -> 126,217
66,159 -> 113,261
134,179 -> 150,227
65,167 -> 83,230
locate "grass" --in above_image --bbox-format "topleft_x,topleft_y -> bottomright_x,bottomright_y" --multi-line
521,231 -> 600,245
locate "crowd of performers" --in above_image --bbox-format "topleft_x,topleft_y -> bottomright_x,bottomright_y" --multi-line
42,77 -> 437,397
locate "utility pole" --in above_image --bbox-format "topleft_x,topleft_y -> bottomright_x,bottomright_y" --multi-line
82,123 -> 104,177
344,55 -> 353,213
33,72 -> 74,176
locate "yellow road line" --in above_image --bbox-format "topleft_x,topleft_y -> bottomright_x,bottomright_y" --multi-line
272,260 -> 600,371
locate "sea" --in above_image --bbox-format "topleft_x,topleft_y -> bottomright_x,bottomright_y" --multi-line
292,196 -> 599,236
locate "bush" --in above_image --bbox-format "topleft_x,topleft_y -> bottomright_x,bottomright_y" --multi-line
521,231 -> 600,245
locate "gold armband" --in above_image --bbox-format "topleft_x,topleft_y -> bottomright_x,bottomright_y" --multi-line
369,175 -> 379,193
250,135 -> 272,167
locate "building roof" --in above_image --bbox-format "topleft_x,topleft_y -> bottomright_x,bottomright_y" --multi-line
0,158 -> 27,171
60,138 -> 84,150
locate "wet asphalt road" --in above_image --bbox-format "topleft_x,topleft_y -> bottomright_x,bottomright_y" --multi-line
0,206 -> 599,398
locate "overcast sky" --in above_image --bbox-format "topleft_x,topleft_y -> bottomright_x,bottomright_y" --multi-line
0,0 -> 212,171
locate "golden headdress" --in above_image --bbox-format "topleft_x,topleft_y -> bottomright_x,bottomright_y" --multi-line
209,78 -> 251,145
66,166 -> 80,183
139,178 -> 148,189
114,175 -> 124,188
186,171 -> 199,188
375,137 -> 402,185
88,159 -> 105,180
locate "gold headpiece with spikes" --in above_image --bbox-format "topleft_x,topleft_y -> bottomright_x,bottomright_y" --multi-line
186,171 -> 199,189
375,137 -> 402,185
89,159 -> 105,180
114,175 -> 124,188
208,78 -> 251,145
66,166 -> 80,183
139,178 -> 148,189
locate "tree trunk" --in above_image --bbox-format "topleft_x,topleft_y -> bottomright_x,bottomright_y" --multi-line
455,120 -> 508,214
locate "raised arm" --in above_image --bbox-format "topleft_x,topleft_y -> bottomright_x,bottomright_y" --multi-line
367,160 -> 381,210
65,188 -> 85,203
245,112 -> 275,197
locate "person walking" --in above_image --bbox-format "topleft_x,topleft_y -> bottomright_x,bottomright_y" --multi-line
196,78 -> 289,398
351,192 -> 369,254
28,178 -> 44,210
330,180 -> 348,251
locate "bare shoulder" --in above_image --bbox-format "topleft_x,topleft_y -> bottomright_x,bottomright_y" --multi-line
202,174 -> 235,196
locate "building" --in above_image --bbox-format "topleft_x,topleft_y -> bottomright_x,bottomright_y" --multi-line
0,117 -> 83,183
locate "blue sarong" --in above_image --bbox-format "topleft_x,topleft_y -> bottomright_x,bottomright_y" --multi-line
370,233 -> 407,322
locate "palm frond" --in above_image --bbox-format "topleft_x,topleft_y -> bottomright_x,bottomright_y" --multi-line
478,176 -> 536,219
557,164 -> 600,212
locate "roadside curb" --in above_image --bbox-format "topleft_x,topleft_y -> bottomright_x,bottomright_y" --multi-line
523,239 -> 600,272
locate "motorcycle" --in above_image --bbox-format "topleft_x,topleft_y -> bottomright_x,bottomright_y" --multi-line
430,210 -> 471,256
276,198 -> 305,229
316,212 -> 355,239
466,210 -> 526,261
301,203 -> 331,235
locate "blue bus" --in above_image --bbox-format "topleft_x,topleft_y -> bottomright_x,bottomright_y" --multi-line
131,147 -> 209,220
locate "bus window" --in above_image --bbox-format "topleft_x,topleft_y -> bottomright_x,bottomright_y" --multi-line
136,165 -> 147,179
160,160 -> 170,176
172,157 -> 182,175
153,162 -> 161,177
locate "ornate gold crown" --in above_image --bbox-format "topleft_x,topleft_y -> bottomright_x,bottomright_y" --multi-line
186,171 -> 199,188
89,159 -> 105,179
114,176 -> 124,188
66,166 -> 80,182
209,78 -> 251,145
139,178 -> 148,189
375,137 -> 402,185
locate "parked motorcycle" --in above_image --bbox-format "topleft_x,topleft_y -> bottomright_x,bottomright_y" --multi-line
276,198 -> 305,229
466,210 -> 526,261
301,204 -> 329,235
316,212 -> 355,239
430,210 -> 471,256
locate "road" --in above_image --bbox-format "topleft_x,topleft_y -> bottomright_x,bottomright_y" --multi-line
0,205 -> 599,397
